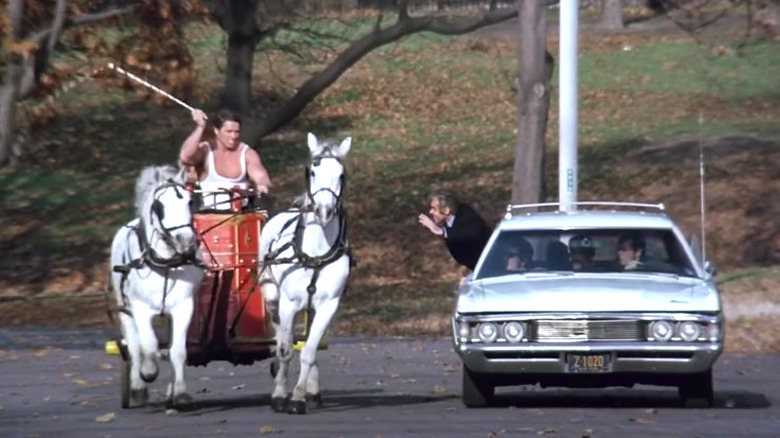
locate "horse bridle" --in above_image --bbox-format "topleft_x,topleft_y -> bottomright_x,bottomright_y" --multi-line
304,156 -> 346,212
149,180 -> 196,251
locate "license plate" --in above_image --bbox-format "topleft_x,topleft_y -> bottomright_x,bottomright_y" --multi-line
567,353 -> 612,373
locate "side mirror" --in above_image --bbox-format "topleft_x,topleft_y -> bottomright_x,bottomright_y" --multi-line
704,260 -> 717,277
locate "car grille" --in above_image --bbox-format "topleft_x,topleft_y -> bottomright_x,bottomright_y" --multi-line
530,319 -> 644,342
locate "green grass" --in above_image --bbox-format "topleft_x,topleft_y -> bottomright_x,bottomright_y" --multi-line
2,16 -> 780,337
578,39 -> 780,98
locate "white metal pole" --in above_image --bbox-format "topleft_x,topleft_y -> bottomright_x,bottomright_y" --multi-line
559,0 -> 579,212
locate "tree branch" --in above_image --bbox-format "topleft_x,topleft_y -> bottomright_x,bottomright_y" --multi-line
250,3 -> 543,142
30,4 -> 139,46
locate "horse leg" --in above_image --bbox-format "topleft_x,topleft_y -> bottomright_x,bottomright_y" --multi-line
288,297 -> 340,414
166,298 -> 194,409
305,361 -> 322,407
120,312 -> 149,406
261,270 -> 280,325
270,296 -> 297,413
132,305 -> 160,384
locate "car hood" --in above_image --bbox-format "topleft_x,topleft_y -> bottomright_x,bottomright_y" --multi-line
456,273 -> 720,314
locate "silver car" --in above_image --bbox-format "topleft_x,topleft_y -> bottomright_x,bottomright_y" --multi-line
452,202 -> 722,408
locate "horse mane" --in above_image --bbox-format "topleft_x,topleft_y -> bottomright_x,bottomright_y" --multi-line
134,165 -> 183,217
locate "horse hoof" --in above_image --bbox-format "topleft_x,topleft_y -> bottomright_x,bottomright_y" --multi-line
287,399 -> 307,415
306,393 -> 322,407
130,388 -> 149,406
270,396 -> 287,413
166,392 -> 195,410
140,370 -> 158,383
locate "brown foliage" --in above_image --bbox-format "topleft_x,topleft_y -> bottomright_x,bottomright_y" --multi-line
4,0 -> 199,127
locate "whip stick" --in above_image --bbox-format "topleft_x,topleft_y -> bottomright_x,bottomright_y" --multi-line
107,62 -> 195,112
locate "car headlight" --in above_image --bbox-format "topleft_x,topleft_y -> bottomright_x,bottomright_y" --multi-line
477,322 -> 499,343
706,323 -> 720,341
503,322 -> 525,343
457,322 -> 471,339
650,320 -> 673,342
678,321 -> 701,342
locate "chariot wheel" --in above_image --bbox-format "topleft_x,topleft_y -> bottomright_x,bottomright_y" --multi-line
461,364 -> 494,408
120,357 -> 131,409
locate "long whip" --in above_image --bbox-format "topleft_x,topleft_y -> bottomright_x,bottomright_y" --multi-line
107,62 -> 195,112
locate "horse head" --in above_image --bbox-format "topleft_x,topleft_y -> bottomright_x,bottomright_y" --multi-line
306,133 -> 351,226
135,165 -> 197,255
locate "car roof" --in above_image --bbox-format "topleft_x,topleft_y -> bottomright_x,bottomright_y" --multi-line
498,203 -> 679,231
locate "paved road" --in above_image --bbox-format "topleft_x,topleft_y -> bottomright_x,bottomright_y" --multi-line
1,328 -> 779,438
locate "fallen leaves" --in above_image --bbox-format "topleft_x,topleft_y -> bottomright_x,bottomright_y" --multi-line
33,347 -> 53,358
260,425 -> 278,435
94,412 -> 116,423
431,384 -> 447,395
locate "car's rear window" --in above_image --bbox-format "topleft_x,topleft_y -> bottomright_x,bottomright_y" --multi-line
475,228 -> 698,279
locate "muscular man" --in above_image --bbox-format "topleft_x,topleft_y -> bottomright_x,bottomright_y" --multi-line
179,108 -> 271,210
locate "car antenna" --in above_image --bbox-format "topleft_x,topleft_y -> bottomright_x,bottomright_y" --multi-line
698,110 -> 707,263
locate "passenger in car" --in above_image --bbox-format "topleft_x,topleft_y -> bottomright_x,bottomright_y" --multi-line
617,231 -> 646,270
505,238 -> 534,273
568,234 -> 596,271
545,241 -> 572,270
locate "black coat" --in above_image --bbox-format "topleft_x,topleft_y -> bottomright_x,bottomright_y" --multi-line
444,203 -> 492,271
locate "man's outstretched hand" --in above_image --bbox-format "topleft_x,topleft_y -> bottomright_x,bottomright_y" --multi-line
418,213 -> 444,236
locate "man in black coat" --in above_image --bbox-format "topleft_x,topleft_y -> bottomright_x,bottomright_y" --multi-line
418,190 -> 492,272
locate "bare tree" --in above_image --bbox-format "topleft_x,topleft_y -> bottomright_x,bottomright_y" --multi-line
198,1 -> 545,145
512,0 -> 554,204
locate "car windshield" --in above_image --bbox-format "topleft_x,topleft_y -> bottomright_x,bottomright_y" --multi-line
475,228 -> 698,280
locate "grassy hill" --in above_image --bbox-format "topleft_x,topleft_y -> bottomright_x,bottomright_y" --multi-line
1,17 -> 779,352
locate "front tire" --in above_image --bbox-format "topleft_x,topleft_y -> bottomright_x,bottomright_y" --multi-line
679,369 -> 714,408
462,365 -> 494,407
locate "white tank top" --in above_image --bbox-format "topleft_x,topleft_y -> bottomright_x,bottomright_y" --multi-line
199,143 -> 250,210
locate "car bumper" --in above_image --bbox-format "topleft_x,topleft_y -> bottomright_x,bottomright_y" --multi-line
455,341 -> 722,375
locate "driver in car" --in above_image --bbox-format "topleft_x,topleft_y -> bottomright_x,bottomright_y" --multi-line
569,234 -> 596,271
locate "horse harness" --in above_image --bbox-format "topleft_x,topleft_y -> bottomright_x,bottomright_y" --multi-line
263,155 -> 351,300
112,181 -> 205,319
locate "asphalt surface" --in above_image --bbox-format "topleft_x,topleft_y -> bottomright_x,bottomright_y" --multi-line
1,328 -> 779,437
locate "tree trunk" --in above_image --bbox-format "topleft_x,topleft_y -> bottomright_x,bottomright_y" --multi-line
598,0 -> 625,30
0,0 -> 25,166
221,33 -> 256,112
204,0 -> 263,113
0,67 -> 21,167
512,0 -> 553,205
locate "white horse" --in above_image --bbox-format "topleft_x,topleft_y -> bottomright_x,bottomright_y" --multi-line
109,165 -> 203,409
260,133 -> 352,414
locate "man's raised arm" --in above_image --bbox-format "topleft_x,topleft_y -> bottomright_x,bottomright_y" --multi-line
180,109 -> 208,166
